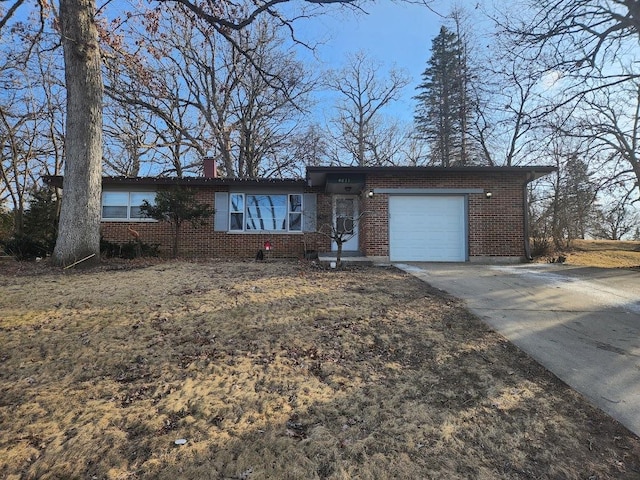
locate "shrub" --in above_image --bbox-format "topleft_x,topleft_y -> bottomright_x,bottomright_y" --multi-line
139,187 -> 213,258
1,189 -> 59,260
530,236 -> 551,258
0,209 -> 12,244
23,188 -> 58,251
100,238 -> 159,259
2,233 -> 49,260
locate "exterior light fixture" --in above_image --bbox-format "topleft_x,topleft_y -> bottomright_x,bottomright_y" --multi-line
367,190 -> 374,198
485,191 -> 493,199
264,240 -> 272,251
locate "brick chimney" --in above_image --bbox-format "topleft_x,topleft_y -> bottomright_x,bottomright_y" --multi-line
203,157 -> 217,178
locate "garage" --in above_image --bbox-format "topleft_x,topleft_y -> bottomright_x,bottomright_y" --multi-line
389,195 -> 467,262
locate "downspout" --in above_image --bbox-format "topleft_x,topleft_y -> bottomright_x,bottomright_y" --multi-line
523,173 -> 534,261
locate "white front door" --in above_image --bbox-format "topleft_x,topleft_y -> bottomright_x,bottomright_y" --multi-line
332,195 -> 359,252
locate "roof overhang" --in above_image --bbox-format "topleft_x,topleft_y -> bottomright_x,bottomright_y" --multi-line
44,166 -> 557,191
307,165 -> 556,187
43,175 -> 307,189
323,173 -> 366,194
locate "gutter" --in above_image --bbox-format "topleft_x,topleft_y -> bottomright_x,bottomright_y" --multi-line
42,175 -> 306,189
523,173 -> 535,261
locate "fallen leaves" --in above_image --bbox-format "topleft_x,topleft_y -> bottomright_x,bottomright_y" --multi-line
1,260 -> 639,479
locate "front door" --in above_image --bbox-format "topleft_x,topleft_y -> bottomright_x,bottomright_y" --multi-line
332,195 -> 359,252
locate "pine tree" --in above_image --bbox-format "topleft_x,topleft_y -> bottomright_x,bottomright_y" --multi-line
562,155 -> 596,240
414,25 -> 472,167
23,188 -> 60,253
550,155 -> 597,247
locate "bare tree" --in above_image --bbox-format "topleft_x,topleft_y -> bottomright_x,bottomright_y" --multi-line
490,0 -> 640,204
316,211 -> 365,268
106,6 -> 314,178
400,134 -> 430,166
472,36 -> 546,166
563,80 -> 640,203
365,118 -> 416,166
326,51 -> 410,166
0,100 -> 32,233
501,0 -> 640,79
99,6 -> 209,178
1,0 -> 431,264
224,20 -> 315,177
284,123 -> 330,169
592,199 -> 639,240
0,17 -> 64,235
104,57 -> 207,178
102,101 -> 156,177
532,127 -> 599,249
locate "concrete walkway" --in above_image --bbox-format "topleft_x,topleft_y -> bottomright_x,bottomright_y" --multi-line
396,262 -> 640,437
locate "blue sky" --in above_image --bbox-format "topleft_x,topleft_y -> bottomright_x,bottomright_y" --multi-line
306,2 -> 441,72
292,1 -> 449,122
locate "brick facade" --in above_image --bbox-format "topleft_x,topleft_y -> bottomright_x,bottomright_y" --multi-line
360,171 -> 529,259
54,165 -> 553,261
100,185 -> 331,259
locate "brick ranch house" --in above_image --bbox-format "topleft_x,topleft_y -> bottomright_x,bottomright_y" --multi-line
45,162 -> 555,262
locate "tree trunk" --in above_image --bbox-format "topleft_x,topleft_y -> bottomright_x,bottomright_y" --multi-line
53,0 -> 103,266
357,116 -> 365,166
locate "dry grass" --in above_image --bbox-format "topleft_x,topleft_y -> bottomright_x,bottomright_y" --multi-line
561,240 -> 640,268
1,259 -> 639,480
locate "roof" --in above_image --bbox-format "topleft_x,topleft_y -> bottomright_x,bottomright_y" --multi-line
43,175 -> 306,189
43,165 -> 556,191
306,165 -> 557,188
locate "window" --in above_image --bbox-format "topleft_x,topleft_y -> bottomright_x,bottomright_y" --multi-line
129,192 -> 153,219
289,194 -> 302,231
335,197 -> 355,234
102,192 -> 128,219
230,194 -> 244,231
102,191 -> 156,221
229,193 -> 303,232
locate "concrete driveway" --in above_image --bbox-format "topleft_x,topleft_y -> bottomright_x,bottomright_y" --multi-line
396,262 -> 640,437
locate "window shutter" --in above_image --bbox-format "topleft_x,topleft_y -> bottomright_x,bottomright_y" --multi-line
214,192 -> 229,231
302,193 -> 317,232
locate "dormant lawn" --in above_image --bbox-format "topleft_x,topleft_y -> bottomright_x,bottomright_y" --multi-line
1,258 -> 639,479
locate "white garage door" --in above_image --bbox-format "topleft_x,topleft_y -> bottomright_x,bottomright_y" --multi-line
389,196 -> 466,262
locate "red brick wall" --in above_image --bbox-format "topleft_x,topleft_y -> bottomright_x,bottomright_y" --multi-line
99,172 -> 528,260
361,172 -> 527,259
361,191 -> 388,257
100,186 -> 330,259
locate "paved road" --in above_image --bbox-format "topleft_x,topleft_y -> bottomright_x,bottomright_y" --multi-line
396,262 -> 640,437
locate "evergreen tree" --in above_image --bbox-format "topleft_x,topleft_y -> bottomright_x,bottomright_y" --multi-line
23,188 -> 60,252
550,155 -> 597,247
2,189 -> 59,260
140,187 -> 213,258
561,155 -> 596,240
414,25 -> 474,166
